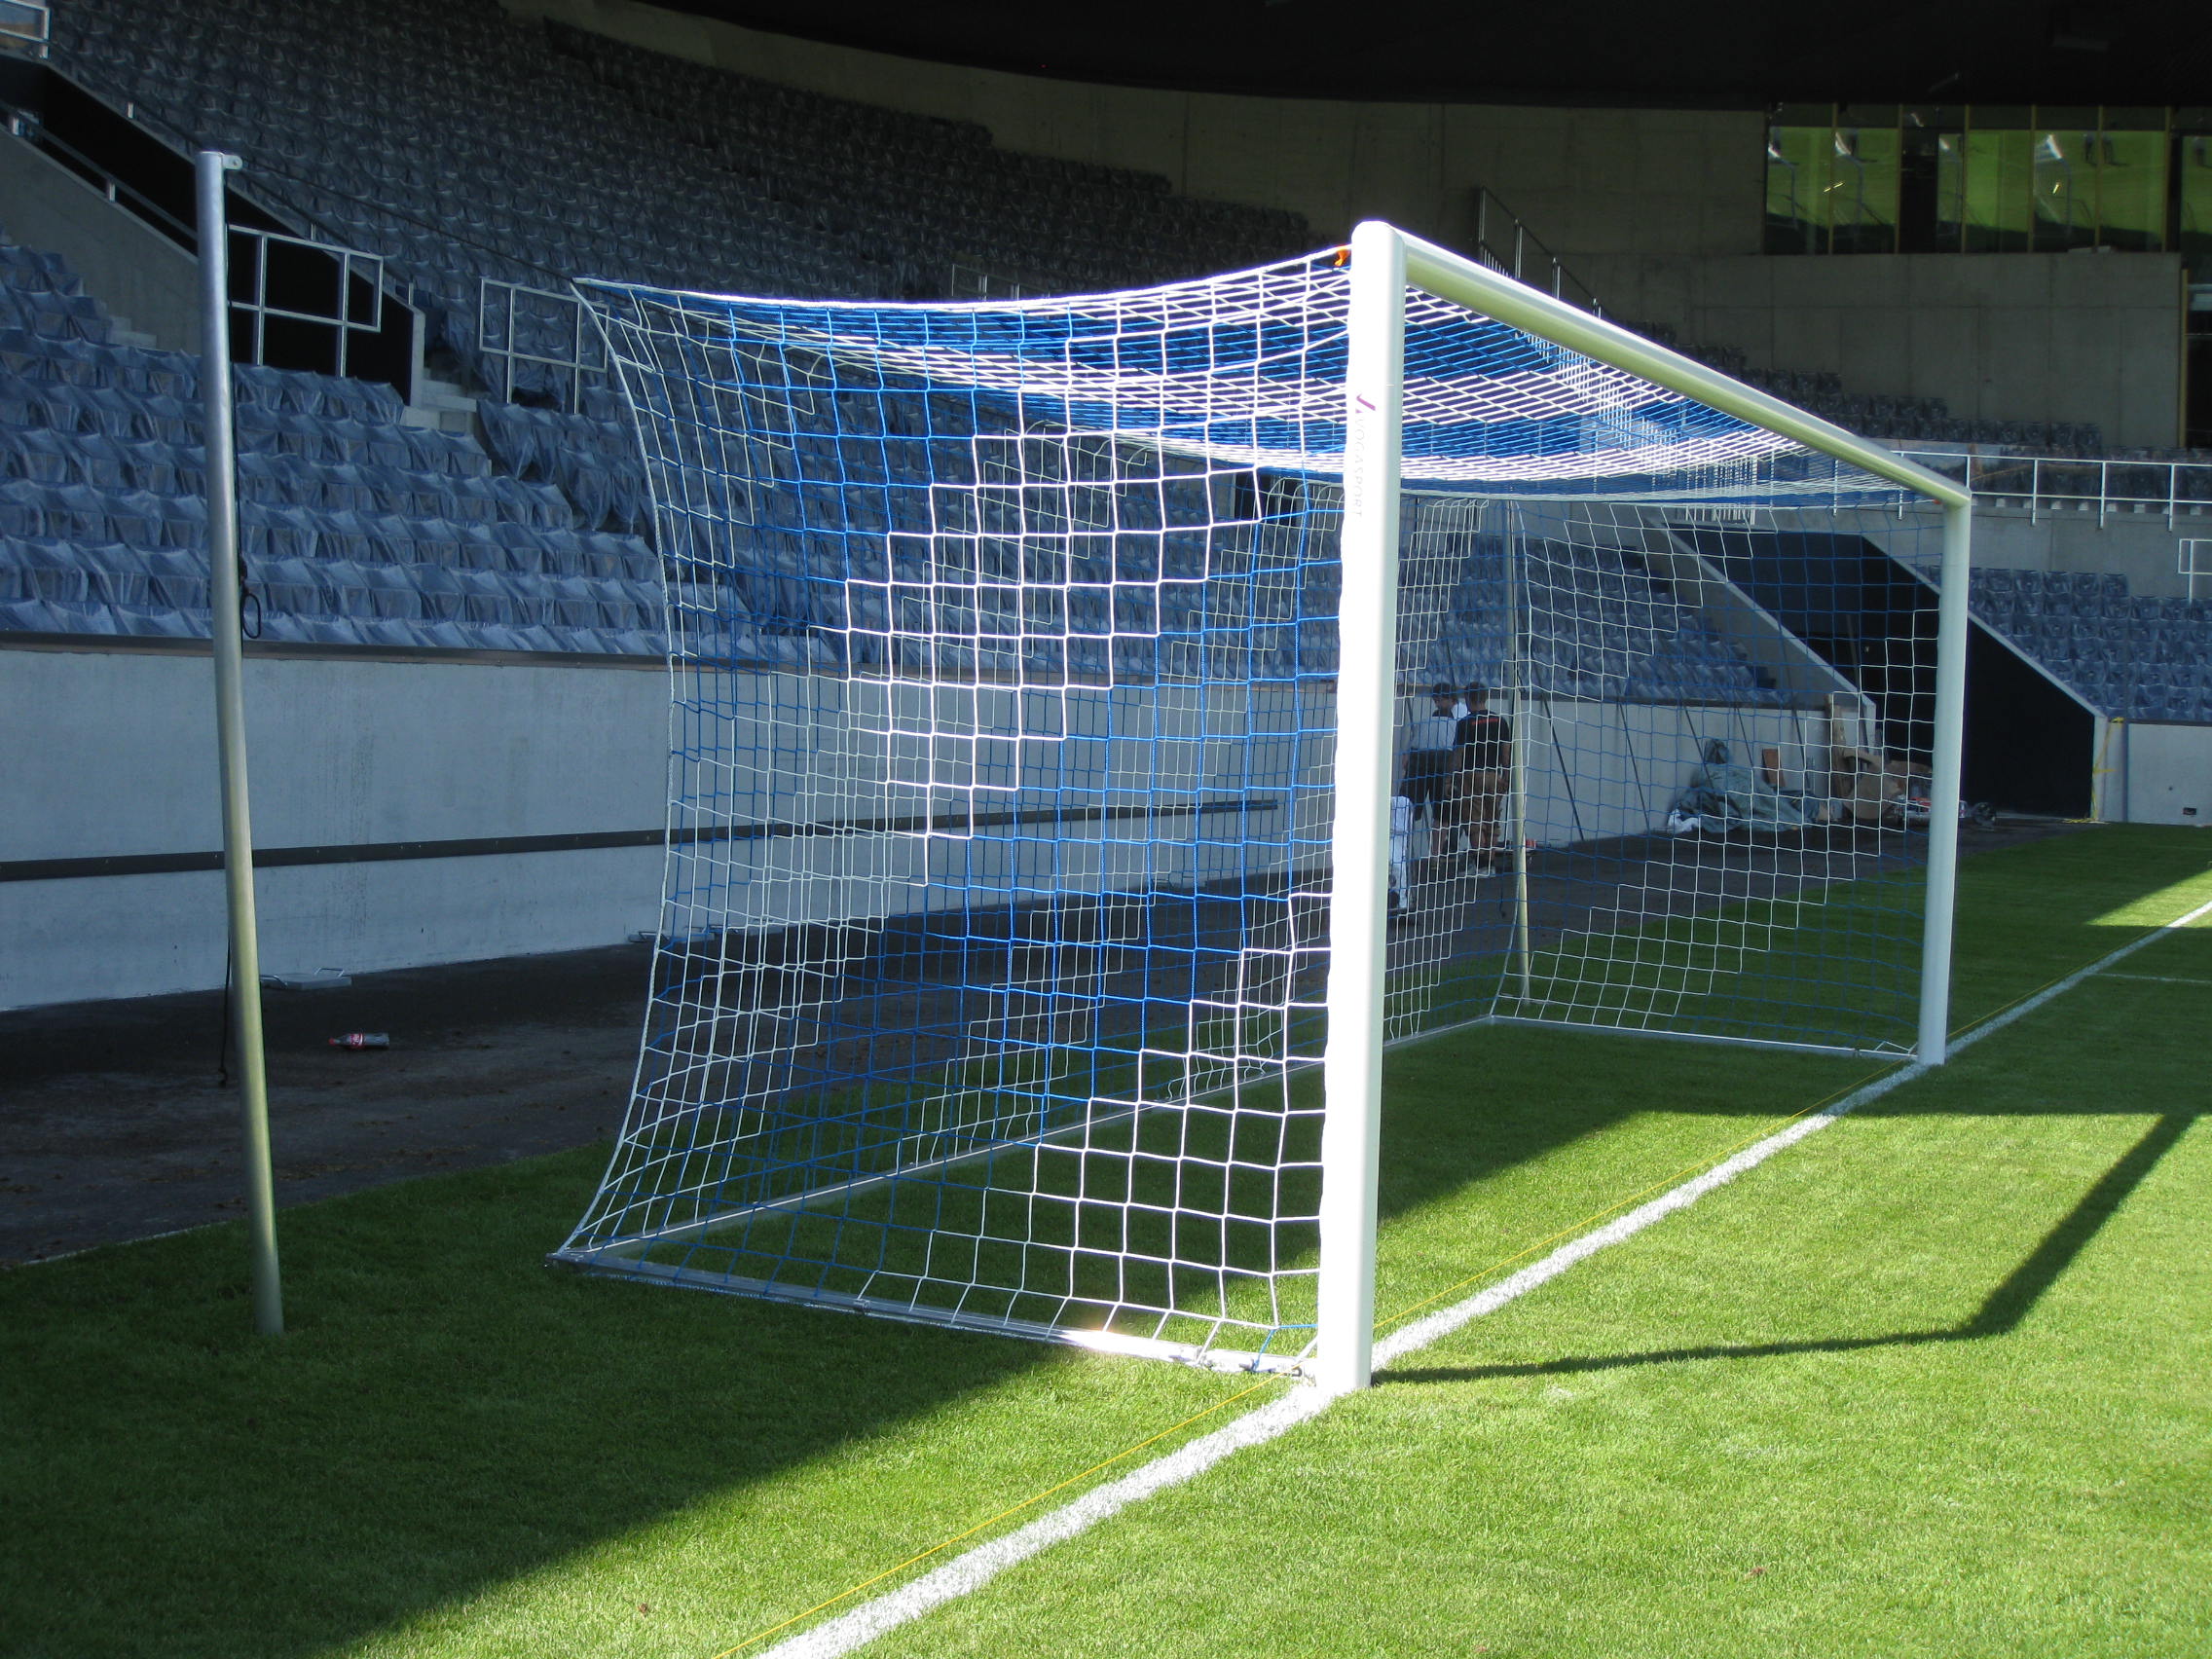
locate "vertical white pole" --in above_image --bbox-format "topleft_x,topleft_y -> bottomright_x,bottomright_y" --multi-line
1316,221 -> 1404,1396
200,150 -> 282,1335
1916,498 -> 1972,1067
1504,518 -> 1533,997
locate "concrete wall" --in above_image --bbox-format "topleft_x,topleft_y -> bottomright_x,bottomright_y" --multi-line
1,646 -> 669,1008
503,0 -> 2184,450
1579,252 -> 2187,450
1508,699 -> 1830,851
5,632 -> 1846,1010
499,0 -> 1760,259
1958,509 -> 2203,599
2120,723 -> 2212,827
0,645 -> 1329,1010
653,675 -> 1328,939
0,128 -> 200,350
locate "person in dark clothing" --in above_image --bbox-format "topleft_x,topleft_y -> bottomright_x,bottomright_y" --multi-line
1400,683 -> 1460,827
1452,682 -> 1513,872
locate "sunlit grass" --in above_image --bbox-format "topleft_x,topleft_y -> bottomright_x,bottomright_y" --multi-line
2,828 -> 2206,1658
894,834 -> 2212,1659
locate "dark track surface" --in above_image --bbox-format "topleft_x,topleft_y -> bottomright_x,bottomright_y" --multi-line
0,946 -> 650,1267
0,820 -> 2076,1267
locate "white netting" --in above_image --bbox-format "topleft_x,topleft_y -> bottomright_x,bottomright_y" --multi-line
551,251 -> 1941,1368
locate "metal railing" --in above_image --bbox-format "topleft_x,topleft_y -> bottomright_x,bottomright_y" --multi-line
0,1 -> 49,59
2182,538 -> 2212,600
6,106 -> 195,243
1895,449 -> 2212,528
946,261 -> 1032,302
3,83 -> 417,393
230,224 -> 387,381
1468,188 -> 1604,316
477,276 -> 606,408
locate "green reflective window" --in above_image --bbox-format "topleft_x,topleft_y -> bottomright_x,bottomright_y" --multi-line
2032,128 -> 2098,250
2094,129 -> 2168,250
1962,129 -> 2035,251
1764,125 -> 1832,253
1766,109 -> 2185,256
1830,124 -> 1900,251
2181,134 -> 2212,261
1935,132 -> 1967,245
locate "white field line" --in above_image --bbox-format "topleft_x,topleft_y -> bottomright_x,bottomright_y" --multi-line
2100,972 -> 2212,987
753,892 -> 2212,1659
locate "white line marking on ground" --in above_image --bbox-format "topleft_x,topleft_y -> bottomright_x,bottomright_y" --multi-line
2099,972 -> 2212,987
757,1387 -> 1337,1659
756,893 -> 2212,1659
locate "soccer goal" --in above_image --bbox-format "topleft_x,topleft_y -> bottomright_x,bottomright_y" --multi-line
550,220 -> 1971,1393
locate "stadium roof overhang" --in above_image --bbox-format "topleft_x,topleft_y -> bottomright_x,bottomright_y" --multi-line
653,1 -> 2210,109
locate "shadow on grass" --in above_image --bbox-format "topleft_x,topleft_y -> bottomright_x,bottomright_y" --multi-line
3,829 -> 2201,1657
1,1149 -> 1074,1659
1382,1111 -> 2194,1387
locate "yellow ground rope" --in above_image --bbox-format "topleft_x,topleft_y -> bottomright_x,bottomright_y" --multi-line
706,913 -> 2201,1657
706,1377 -> 1279,1657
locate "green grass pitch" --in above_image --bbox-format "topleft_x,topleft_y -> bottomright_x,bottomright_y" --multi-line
4,827 -> 2208,1657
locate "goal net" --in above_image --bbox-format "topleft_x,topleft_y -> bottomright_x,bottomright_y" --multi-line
550,225 -> 1967,1382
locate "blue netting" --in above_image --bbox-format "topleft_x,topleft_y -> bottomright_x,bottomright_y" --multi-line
551,249 -> 1942,1369
575,251 -> 1906,505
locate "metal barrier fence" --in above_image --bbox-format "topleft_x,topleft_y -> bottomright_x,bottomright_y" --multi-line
1897,449 -> 2212,527
3,82 -> 416,394
946,261 -> 1033,301
1468,188 -> 1604,315
229,224 -> 387,382
476,276 -> 605,408
2181,538 -> 2212,599
0,1 -> 48,58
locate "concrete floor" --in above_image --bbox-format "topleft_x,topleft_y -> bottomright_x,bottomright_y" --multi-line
0,818 -> 2074,1269
0,943 -> 649,1266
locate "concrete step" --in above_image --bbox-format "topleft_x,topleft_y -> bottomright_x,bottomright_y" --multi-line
414,375 -> 476,411
400,404 -> 476,434
404,373 -> 479,433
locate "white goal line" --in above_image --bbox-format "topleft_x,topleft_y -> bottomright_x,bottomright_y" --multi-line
753,890 -> 2212,1659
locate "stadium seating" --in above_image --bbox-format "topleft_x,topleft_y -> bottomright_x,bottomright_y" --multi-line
0,228 -> 672,655
1969,566 -> 2212,721
0,0 -> 1851,698
55,0 -> 2129,470
48,0 -> 1309,407
0,223 -> 1789,699
1675,341 -> 2110,454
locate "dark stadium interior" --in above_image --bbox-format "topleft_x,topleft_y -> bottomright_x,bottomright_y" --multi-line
664,1 -> 2212,105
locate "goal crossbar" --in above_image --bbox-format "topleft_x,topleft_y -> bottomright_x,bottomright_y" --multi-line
1317,221 -> 1971,1392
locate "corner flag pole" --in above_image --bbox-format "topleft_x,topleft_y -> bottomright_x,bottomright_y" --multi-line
198,149 -> 282,1336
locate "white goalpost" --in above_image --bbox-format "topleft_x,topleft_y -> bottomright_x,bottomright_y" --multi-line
1319,221 -> 1970,1390
551,219 -> 1972,1394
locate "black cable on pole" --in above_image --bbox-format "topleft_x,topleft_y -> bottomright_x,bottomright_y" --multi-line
217,938 -> 233,1088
